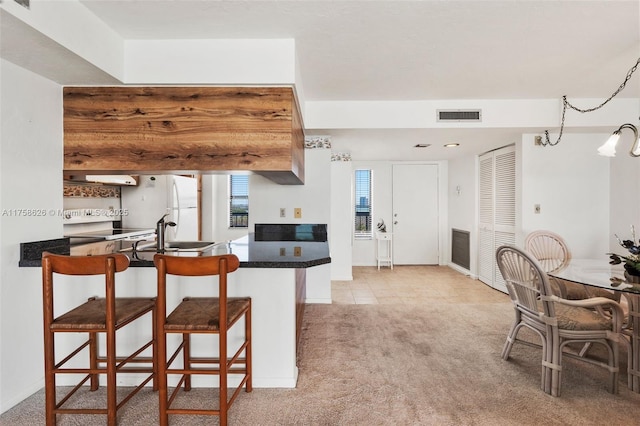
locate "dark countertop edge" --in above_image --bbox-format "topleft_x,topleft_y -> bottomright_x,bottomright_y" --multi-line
240,257 -> 332,269
19,259 -> 43,267
126,257 -> 332,269
19,234 -> 332,269
20,256 -> 332,269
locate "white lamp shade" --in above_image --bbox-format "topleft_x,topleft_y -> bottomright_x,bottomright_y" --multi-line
632,135 -> 640,156
597,132 -> 620,157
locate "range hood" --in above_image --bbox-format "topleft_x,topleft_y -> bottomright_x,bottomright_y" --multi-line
64,174 -> 138,186
86,175 -> 137,185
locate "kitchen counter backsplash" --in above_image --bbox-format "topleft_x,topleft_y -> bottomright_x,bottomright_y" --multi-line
64,182 -> 120,198
20,238 -> 70,267
254,223 -> 327,242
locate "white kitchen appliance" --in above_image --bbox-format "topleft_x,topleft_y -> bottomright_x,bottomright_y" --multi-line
121,175 -> 198,241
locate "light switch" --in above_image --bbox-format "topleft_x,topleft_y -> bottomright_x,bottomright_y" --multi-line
534,204 -> 541,214
279,247 -> 286,256
280,208 -> 286,218
294,246 -> 302,257
294,208 -> 302,219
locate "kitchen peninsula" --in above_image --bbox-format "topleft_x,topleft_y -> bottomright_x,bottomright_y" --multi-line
20,224 -> 331,388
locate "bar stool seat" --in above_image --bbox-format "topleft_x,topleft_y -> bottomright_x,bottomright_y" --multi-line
51,298 -> 156,330
165,297 -> 251,331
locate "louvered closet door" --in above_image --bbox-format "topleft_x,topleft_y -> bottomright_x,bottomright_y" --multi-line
478,154 -> 494,285
478,145 -> 515,293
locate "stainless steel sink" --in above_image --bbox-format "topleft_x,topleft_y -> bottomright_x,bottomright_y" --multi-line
120,240 -> 216,253
164,241 -> 216,251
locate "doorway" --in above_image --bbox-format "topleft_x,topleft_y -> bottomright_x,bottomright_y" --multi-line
392,164 -> 439,265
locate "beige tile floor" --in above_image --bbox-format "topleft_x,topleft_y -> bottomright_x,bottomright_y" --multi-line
332,265 -> 509,305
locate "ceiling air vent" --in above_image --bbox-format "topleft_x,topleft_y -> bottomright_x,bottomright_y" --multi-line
437,109 -> 482,122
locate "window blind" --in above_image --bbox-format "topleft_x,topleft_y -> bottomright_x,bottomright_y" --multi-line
229,175 -> 249,228
354,169 -> 372,238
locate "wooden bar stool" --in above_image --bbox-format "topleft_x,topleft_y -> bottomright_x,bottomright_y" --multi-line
41,252 -> 157,426
154,254 -> 252,426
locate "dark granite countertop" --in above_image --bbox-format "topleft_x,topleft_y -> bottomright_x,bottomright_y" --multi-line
20,226 -> 331,269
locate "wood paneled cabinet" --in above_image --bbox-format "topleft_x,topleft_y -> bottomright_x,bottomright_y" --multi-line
63,86 -> 305,185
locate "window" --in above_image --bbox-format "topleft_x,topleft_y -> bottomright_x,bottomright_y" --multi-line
354,169 -> 372,239
229,175 -> 249,228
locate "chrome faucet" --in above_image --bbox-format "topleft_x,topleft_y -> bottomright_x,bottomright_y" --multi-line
156,213 -> 177,253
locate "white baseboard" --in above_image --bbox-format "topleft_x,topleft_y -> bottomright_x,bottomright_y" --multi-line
330,274 -> 353,281
447,262 -> 477,279
305,298 -> 332,304
0,378 -> 44,415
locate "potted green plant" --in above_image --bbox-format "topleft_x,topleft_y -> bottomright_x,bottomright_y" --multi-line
608,226 -> 640,283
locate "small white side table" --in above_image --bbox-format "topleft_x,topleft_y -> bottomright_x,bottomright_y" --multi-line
375,231 -> 393,270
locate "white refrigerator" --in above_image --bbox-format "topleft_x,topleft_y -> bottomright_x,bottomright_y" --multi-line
121,175 -> 198,241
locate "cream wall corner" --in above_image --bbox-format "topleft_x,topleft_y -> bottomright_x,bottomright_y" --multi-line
0,59 -> 63,413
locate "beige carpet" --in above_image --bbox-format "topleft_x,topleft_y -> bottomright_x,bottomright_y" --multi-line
2,301 -> 640,425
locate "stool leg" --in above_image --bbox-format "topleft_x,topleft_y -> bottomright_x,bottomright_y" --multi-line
152,305 -> 158,392
44,330 -> 56,425
220,331 -> 228,426
107,328 -> 117,426
183,333 -> 191,391
158,327 -> 168,426
246,305 -> 252,392
89,331 -> 98,391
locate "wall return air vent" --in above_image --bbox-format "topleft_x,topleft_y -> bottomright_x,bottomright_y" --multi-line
437,109 -> 482,122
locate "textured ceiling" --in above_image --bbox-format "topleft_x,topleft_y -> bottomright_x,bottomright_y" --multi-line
3,1 -> 639,160
80,0 -> 640,102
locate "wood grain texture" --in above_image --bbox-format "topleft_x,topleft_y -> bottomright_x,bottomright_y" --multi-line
64,87 -> 305,184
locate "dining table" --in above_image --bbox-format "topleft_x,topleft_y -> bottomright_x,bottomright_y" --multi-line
549,258 -> 640,393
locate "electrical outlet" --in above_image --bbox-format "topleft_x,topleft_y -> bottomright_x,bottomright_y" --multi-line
279,247 -> 286,256
534,204 -> 541,214
294,246 -> 302,257
280,208 -> 286,218
294,208 -> 302,219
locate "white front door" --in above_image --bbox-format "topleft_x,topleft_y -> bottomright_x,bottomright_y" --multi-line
392,164 -> 439,265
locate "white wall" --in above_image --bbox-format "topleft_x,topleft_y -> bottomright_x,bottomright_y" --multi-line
1,2 -> 124,80
0,59 -> 63,412
249,149 -> 331,226
248,148 -> 332,303
609,139 -> 640,252
520,133 -> 610,258
329,160 -> 353,280
124,39 -> 296,84
447,155 -> 477,275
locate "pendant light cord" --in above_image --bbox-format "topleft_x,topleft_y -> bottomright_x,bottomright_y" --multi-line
542,57 -> 640,147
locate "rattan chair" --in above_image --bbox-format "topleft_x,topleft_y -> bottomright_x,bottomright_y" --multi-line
496,245 -> 625,397
154,253 -> 251,426
41,252 -> 156,426
525,230 -> 619,301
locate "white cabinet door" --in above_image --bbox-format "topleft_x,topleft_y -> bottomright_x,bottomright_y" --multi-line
392,164 -> 439,265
